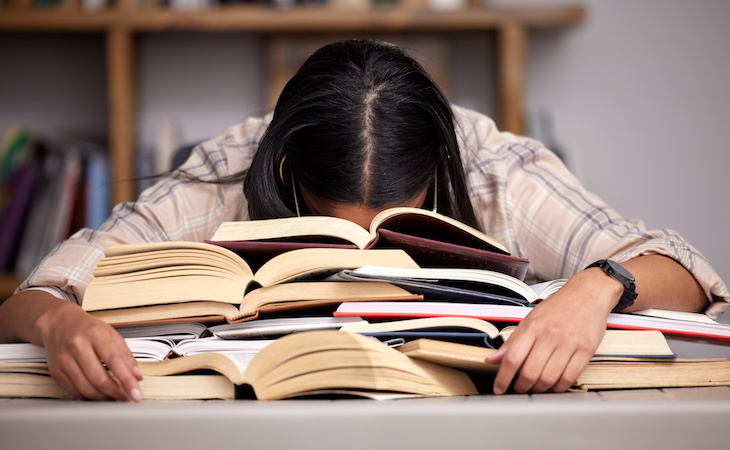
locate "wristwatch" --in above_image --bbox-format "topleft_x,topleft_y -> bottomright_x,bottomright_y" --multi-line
585,259 -> 637,313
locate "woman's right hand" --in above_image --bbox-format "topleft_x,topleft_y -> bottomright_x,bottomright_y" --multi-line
0,290 -> 143,401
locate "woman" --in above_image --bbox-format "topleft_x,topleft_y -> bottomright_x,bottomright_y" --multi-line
1,40 -> 727,401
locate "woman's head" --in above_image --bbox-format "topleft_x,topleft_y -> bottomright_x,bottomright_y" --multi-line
245,39 -> 477,228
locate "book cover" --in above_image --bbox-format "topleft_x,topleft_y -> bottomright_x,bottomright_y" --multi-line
85,151 -> 110,230
334,266 -> 567,306
0,163 -> 39,271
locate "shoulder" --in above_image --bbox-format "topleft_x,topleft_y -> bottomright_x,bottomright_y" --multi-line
451,104 -> 562,176
183,114 -> 272,178
217,114 -> 272,148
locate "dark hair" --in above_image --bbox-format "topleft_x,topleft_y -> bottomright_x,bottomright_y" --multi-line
243,39 -> 477,227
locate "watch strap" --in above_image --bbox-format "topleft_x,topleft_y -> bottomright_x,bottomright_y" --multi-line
613,287 -> 638,313
585,259 -> 637,313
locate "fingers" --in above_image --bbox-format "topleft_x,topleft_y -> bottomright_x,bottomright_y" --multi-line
550,352 -> 591,393
102,332 -> 144,402
488,323 -> 592,395
511,337 -> 560,393
49,329 -> 142,401
81,329 -> 142,402
491,344 -> 577,395
521,345 -> 574,393
488,339 -> 532,395
50,348 -> 115,401
48,363 -> 84,400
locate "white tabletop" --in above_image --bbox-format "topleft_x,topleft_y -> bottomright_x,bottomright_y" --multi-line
2,387 -> 729,450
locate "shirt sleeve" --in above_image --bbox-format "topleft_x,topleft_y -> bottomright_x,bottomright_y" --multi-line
15,116 -> 267,304
455,106 -> 730,319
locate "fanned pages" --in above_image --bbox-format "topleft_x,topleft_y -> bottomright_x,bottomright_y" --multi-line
83,242 -> 422,325
0,362 -> 235,400
125,330 -> 478,400
239,330 -> 478,399
207,207 -> 529,280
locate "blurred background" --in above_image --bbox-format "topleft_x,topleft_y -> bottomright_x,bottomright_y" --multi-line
1,0 -> 729,354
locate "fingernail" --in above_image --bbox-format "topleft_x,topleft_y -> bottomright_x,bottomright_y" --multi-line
493,386 -> 504,395
132,365 -> 143,379
130,388 -> 143,403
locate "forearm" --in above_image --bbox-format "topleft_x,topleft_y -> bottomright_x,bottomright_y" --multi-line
621,254 -> 708,313
0,290 -> 143,401
488,253 -> 710,395
0,290 -> 71,344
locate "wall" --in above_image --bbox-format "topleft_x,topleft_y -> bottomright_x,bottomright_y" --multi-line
136,33 -> 265,157
519,0 -> 730,299
518,0 -> 730,355
0,34 -> 107,141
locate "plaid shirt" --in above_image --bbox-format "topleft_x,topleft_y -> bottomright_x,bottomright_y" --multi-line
19,106 -> 729,318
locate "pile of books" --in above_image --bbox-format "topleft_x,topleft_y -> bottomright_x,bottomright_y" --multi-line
2,207 -> 730,400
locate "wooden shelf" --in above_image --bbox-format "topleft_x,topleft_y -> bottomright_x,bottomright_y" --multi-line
0,5 -> 584,32
0,4 -> 585,206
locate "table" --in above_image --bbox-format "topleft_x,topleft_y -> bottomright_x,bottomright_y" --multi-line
2,387 -> 729,449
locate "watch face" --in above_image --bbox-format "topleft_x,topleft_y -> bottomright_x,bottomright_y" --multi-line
606,259 -> 635,283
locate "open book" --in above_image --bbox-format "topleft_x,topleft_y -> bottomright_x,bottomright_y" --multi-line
207,207 -> 530,280
0,337 -> 272,365
398,338 -> 730,391
340,316 -> 504,347
0,338 -> 260,400
83,242 -> 421,325
334,301 -> 730,344
137,330 -> 478,400
0,330 -> 475,401
0,362 -> 235,400
339,317 -> 676,358
334,266 -> 567,306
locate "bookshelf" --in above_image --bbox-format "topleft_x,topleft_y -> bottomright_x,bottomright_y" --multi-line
0,3 -> 585,204
0,3 -> 584,299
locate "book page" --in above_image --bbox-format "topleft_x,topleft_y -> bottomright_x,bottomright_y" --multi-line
210,216 -> 374,249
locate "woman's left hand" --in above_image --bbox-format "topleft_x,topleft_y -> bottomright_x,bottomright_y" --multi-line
486,268 -> 622,394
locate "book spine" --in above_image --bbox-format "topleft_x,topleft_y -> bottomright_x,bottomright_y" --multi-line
0,164 -> 39,271
85,152 -> 110,230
